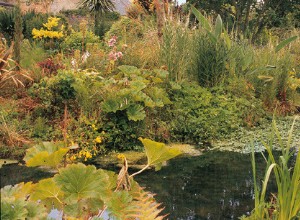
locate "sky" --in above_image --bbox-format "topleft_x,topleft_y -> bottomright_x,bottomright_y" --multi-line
176,0 -> 186,6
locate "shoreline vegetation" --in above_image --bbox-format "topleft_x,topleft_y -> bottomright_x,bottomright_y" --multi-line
1,1 -> 300,219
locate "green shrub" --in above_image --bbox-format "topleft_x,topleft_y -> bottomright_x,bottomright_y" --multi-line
167,82 -> 264,144
29,71 -> 77,117
22,11 -> 48,40
94,12 -> 120,38
104,17 -> 144,44
61,30 -> 100,52
0,9 -> 14,41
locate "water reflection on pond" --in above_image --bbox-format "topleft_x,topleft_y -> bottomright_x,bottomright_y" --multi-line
135,151 -> 276,220
0,151 -> 277,220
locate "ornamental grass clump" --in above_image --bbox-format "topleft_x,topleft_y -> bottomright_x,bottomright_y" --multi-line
244,117 -> 300,220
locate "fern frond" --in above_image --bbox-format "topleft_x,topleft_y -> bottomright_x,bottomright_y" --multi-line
127,185 -> 167,220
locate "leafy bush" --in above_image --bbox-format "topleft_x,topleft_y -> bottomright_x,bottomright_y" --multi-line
0,9 -> 14,41
22,11 -> 48,40
167,82 -> 264,144
61,30 -> 100,52
29,71 -> 77,116
105,17 -> 144,44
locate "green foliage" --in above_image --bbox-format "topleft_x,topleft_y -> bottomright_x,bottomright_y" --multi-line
1,182 -> 47,220
61,30 -> 100,52
24,141 -> 69,168
1,136 -> 178,219
54,163 -> 115,201
30,70 -> 77,115
243,118 -> 300,219
160,21 -> 195,82
101,65 -> 171,121
105,17 -> 144,44
275,35 -> 298,53
22,11 -> 48,40
0,9 -> 14,41
139,137 -> 182,171
167,82 -> 263,144
20,40 -> 47,81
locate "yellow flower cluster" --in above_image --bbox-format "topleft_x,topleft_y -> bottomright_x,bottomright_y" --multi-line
32,17 -> 64,39
70,150 -> 93,162
94,136 -> 102,144
32,28 -> 64,39
43,17 -> 61,30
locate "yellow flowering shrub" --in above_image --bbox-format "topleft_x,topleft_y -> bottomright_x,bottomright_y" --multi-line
32,17 -> 64,39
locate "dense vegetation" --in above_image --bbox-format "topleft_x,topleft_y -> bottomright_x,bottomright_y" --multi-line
0,0 -> 299,219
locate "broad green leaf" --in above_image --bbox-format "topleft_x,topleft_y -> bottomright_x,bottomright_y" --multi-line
30,178 -> 63,210
54,163 -> 114,203
1,182 -> 35,199
1,184 -> 20,198
1,199 -> 28,220
14,182 -> 35,199
118,65 -> 141,76
275,36 -> 298,53
130,80 -> 147,91
127,104 -> 146,121
151,77 -> 164,83
25,202 -> 47,220
222,29 -> 231,49
214,15 -> 223,39
147,87 -> 171,107
102,99 -> 120,113
64,198 -> 103,218
207,32 -> 217,44
139,138 -> 182,170
191,6 -> 211,31
24,142 -> 69,168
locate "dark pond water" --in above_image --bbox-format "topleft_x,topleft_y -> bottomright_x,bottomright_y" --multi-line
0,151 -> 277,220
134,151 -> 277,220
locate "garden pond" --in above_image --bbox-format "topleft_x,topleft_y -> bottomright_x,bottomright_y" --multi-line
0,150 -> 283,220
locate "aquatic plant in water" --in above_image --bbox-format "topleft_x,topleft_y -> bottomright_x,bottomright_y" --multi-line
242,117 -> 300,219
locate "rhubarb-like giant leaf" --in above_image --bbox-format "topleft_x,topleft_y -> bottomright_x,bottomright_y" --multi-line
54,163 -> 116,203
24,141 -> 69,168
30,178 -> 63,210
127,104 -> 146,121
139,138 -> 182,171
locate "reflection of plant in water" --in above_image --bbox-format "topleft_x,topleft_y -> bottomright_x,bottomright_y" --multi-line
1,138 -> 181,219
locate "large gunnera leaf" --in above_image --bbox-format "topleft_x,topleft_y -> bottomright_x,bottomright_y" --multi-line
53,163 -> 116,203
127,104 -> 146,121
30,178 -> 64,210
139,138 -> 182,170
1,182 -> 47,220
24,141 -> 69,168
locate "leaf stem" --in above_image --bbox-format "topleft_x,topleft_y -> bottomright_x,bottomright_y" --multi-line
129,164 -> 150,178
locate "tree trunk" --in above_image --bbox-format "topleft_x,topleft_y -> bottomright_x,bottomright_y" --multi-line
13,0 -> 22,71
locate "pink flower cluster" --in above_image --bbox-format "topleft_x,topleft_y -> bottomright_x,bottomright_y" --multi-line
108,36 -> 117,47
109,51 -> 123,61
